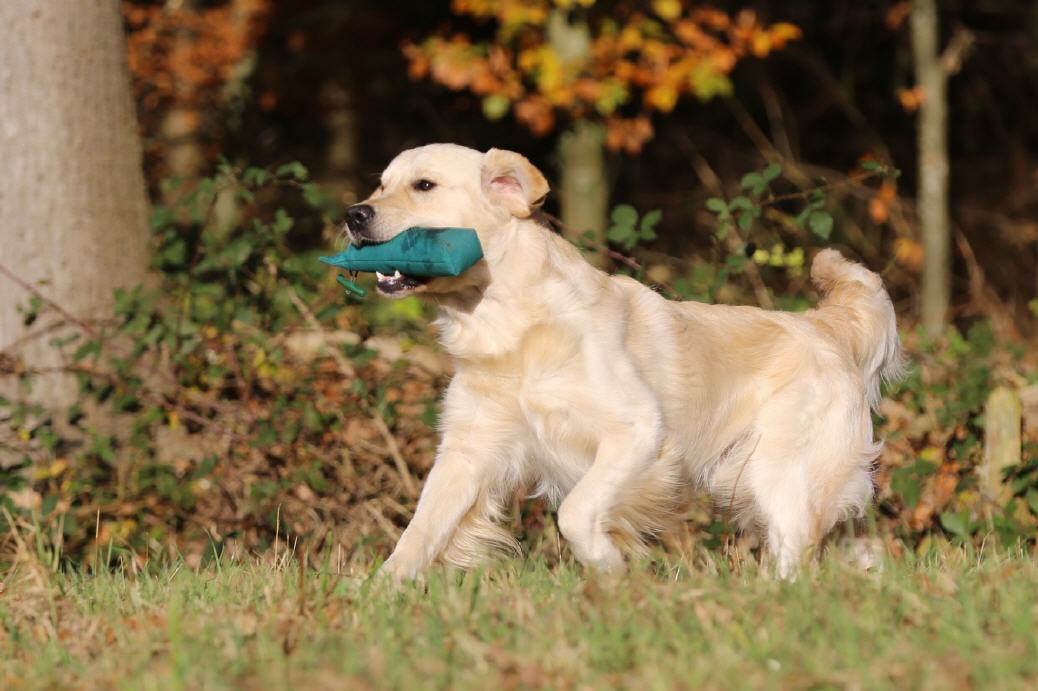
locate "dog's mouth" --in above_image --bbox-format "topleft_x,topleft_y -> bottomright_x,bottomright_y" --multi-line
374,270 -> 430,297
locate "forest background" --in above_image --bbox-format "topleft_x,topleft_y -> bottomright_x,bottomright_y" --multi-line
2,0 -> 1038,573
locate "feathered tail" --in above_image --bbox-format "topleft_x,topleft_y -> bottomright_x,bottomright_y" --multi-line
811,249 -> 905,408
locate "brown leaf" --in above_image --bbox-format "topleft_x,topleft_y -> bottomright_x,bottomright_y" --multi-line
898,86 -> 926,113
886,2 -> 912,31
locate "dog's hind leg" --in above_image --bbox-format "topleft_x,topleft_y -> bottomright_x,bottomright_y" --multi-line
748,395 -> 876,578
751,463 -> 821,578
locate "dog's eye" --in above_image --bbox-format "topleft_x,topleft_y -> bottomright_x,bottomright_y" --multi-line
412,179 -> 437,192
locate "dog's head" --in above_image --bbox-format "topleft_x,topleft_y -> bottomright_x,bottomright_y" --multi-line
344,144 -> 549,298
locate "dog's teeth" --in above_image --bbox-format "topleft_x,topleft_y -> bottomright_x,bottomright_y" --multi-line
392,270 -> 402,279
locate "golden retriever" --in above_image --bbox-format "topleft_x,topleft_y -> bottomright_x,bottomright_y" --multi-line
343,143 -> 903,579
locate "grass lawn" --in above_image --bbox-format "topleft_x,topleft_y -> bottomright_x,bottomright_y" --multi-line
2,549 -> 1037,690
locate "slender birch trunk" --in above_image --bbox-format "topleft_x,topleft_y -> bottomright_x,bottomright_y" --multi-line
912,0 -> 951,334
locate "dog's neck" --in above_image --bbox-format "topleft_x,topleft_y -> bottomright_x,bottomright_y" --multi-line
429,215 -> 602,365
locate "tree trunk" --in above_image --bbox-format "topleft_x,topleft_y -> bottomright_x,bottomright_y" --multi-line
911,0 -> 951,335
547,10 -> 608,262
321,80 -> 359,205
159,1 -> 203,208
0,0 -> 151,409
557,121 -> 608,257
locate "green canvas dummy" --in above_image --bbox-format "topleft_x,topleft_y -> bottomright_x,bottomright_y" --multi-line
319,227 -> 483,297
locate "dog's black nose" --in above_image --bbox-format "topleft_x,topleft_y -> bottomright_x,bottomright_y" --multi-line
346,204 -> 375,231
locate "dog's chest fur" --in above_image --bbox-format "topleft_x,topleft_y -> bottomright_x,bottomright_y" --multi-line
450,314 -> 606,503
436,230 -> 679,504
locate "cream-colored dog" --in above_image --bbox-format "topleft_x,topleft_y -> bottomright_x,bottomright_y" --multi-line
343,143 -> 902,579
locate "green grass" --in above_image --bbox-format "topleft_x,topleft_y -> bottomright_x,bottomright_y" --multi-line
2,550 -> 1037,690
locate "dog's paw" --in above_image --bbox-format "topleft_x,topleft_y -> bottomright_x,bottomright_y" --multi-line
585,549 -> 627,578
376,555 -> 426,587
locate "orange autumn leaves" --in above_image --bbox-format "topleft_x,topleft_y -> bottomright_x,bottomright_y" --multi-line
124,0 -> 269,119
404,1 -> 801,153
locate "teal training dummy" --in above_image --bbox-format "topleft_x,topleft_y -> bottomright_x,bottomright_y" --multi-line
319,227 -> 483,298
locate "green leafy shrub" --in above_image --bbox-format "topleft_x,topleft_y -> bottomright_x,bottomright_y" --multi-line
880,322 -> 1038,549
1,162 -> 443,567
2,159 -> 1035,569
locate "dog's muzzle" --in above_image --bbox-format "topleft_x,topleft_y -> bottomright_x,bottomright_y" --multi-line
345,203 -> 376,245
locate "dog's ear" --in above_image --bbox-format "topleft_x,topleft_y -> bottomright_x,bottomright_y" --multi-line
481,148 -> 549,218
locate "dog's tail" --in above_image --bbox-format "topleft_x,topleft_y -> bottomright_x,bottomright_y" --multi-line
811,249 -> 904,408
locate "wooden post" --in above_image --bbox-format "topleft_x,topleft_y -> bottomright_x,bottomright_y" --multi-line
980,387 -> 1022,507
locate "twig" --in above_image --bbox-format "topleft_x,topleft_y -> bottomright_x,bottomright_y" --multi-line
370,412 -> 419,498
166,562 -> 183,584
760,82 -> 799,164
298,549 -> 307,615
785,47 -> 893,160
547,206 -> 780,309
667,130 -> 780,308
363,502 -> 402,541
0,262 -> 263,448
285,283 -> 418,498
168,172 -> 228,360
221,337 -> 254,447
0,262 -> 101,341
940,26 -> 975,76
757,170 -> 886,208
94,507 -> 101,574
953,230 -> 1018,339
539,211 -> 679,297
725,96 -> 813,190
3,362 -> 230,433
0,320 -> 76,355
274,504 -> 281,567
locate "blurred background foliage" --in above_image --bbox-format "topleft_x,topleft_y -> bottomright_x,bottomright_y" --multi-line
2,0 -> 1038,569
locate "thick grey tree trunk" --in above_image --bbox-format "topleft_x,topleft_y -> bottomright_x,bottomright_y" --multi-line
0,0 -> 151,409
911,0 -> 951,335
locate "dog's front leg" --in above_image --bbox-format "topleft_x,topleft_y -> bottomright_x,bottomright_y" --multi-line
379,443 -> 486,581
380,377 -> 513,581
